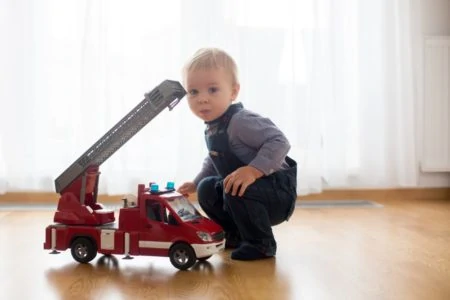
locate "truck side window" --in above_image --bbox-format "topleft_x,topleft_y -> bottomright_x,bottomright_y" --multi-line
146,201 -> 162,222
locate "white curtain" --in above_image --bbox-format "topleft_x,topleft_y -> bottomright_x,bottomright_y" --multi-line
0,0 -> 420,196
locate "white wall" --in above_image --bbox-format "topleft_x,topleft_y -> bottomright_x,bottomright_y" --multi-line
421,0 -> 450,34
417,0 -> 450,187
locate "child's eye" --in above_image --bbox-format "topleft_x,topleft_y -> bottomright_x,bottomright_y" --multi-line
189,89 -> 198,96
208,87 -> 218,94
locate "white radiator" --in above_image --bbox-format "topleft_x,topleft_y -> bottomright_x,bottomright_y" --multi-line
422,36 -> 450,172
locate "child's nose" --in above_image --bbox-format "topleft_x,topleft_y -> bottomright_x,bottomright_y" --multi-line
198,94 -> 209,104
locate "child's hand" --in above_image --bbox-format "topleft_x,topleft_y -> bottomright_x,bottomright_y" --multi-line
224,166 -> 263,197
177,182 -> 197,195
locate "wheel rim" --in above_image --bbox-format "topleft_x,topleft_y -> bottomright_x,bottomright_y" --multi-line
74,244 -> 88,259
173,249 -> 189,265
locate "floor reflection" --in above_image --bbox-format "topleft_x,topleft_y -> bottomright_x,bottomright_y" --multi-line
45,252 -> 290,300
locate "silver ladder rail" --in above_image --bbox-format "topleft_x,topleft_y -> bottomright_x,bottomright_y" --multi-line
54,80 -> 186,193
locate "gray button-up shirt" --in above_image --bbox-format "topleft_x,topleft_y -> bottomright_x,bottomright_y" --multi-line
194,107 -> 291,186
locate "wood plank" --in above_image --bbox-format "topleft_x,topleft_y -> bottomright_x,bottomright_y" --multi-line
0,197 -> 449,300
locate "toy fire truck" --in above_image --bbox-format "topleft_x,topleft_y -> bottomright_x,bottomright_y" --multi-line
43,80 -> 225,270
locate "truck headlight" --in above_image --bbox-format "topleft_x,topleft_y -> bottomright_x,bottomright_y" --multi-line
196,231 -> 213,242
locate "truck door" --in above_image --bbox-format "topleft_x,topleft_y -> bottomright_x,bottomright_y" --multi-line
139,199 -> 180,256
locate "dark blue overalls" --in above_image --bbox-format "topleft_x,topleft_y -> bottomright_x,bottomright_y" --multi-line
197,103 -> 297,257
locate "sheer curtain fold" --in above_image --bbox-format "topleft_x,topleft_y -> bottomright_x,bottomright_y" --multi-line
0,0 -> 420,195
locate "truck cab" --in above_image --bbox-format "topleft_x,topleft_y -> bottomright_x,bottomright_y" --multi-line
116,183 -> 225,269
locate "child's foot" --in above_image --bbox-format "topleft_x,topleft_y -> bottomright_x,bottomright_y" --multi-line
225,232 -> 241,249
231,242 -> 274,260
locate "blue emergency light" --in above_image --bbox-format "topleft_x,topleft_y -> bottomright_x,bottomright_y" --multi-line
149,182 -> 175,194
150,183 -> 159,192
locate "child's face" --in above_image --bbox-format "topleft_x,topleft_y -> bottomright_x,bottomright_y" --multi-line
185,67 -> 240,122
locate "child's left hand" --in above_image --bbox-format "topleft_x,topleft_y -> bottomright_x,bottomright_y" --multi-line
224,166 -> 264,197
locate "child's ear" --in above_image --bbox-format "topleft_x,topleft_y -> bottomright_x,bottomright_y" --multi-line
232,83 -> 240,100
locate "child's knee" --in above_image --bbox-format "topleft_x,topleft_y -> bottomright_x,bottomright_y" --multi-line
197,176 -> 221,205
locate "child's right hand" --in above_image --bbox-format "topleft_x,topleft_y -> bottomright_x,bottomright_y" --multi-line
177,182 -> 197,194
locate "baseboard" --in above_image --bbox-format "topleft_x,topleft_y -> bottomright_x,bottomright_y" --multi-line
297,187 -> 450,201
0,187 -> 448,205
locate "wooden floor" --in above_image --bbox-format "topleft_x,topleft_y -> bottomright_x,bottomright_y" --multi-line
0,197 -> 449,300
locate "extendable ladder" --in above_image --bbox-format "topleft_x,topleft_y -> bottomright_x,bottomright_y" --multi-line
54,80 -> 186,194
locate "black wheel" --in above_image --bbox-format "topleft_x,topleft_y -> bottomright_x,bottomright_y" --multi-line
169,243 -> 196,270
197,255 -> 212,261
71,237 -> 97,263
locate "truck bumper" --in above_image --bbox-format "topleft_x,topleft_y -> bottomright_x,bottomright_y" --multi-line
191,241 -> 225,258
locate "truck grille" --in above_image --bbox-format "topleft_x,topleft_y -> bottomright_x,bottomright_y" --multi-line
212,231 -> 225,241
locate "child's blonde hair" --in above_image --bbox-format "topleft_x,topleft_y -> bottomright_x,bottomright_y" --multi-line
183,47 -> 239,85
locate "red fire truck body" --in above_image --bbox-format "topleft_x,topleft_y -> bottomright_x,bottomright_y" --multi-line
42,80 -> 225,270
43,180 -> 225,270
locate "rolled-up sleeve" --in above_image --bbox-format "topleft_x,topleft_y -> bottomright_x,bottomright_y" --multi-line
228,112 -> 290,175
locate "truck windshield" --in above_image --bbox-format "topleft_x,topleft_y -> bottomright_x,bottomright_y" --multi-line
166,196 -> 202,222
